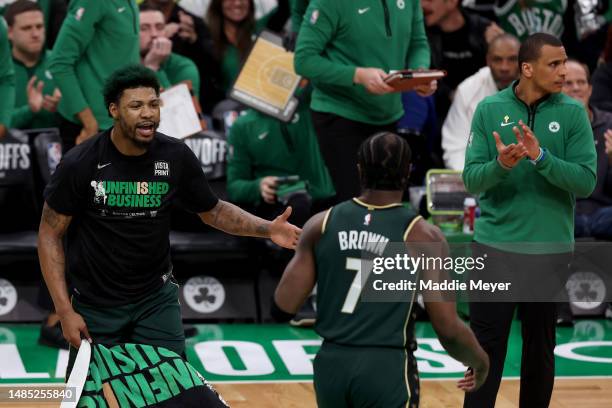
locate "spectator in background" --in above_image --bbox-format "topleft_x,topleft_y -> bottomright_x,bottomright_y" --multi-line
591,25 -> 612,112
0,0 -> 67,49
494,0 -> 566,41
206,0 -> 290,94
227,91 -> 334,228
145,0 -> 221,113
0,15 -> 15,138
563,59 -> 612,239
6,0 -> 61,130
139,4 -> 201,98
422,0 -> 501,121
442,33 -> 520,170
49,0 -> 140,152
295,0 -> 435,203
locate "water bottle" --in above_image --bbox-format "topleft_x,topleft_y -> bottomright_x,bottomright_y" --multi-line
463,197 -> 477,234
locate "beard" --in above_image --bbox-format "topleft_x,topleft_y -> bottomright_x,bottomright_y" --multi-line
118,116 -> 158,149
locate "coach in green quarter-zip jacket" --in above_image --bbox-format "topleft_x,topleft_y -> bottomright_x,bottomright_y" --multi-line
463,34 -> 596,408
294,0 -> 433,203
49,0 -> 139,152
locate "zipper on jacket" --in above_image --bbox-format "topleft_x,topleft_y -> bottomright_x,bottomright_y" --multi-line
528,105 -> 536,129
381,0 -> 392,37
131,1 -> 138,35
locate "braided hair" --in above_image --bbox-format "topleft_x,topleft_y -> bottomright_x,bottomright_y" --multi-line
357,132 -> 412,191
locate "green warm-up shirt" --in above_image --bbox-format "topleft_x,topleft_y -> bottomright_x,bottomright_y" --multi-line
11,50 -> 61,129
156,52 -> 200,98
0,19 -> 15,128
227,104 -> 335,205
49,0 -> 139,129
294,0 -> 430,125
463,82 -> 597,252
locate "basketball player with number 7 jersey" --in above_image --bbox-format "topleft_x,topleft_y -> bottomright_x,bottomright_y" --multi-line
272,132 -> 489,407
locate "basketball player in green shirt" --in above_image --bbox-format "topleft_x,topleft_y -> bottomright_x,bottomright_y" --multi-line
273,132 -> 489,407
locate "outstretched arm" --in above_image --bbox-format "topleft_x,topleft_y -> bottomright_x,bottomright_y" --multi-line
199,200 -> 301,249
273,211 -> 324,317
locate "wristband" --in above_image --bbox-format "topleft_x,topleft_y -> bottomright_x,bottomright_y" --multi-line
270,297 -> 295,322
529,147 -> 545,165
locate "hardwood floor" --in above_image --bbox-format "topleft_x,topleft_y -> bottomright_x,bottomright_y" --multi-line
214,378 -> 612,408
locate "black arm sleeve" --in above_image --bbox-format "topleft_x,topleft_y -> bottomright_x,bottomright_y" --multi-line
270,297 -> 296,322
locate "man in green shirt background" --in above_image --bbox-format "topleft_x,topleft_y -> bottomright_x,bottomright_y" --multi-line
6,0 -> 61,130
139,3 -> 200,98
0,17 -> 15,138
294,0 -> 436,203
49,0 -> 140,152
227,94 -> 334,228
0,0 -> 67,50
463,33 -> 596,407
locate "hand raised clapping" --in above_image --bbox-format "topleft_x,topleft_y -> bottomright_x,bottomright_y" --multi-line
493,120 -> 541,168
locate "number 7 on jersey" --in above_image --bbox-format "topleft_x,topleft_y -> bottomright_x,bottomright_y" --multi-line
342,257 -> 373,314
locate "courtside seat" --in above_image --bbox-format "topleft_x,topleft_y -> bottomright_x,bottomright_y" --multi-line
0,129 -> 40,262
170,132 -> 251,264
170,133 -> 258,321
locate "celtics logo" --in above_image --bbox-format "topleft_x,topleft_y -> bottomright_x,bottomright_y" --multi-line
549,121 -> 560,133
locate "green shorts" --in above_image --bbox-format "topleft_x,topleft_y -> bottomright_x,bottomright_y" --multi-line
66,278 -> 184,379
313,342 -> 420,408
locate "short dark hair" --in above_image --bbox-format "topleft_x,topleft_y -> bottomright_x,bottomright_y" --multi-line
518,33 -> 564,72
139,1 -> 163,13
4,0 -> 42,27
103,65 -> 160,115
357,132 -> 412,191
567,58 -> 591,83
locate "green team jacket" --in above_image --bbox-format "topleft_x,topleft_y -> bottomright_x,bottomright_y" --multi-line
0,19 -> 15,128
156,53 -> 200,98
463,82 -> 597,252
226,104 -> 335,205
11,50 -> 61,129
49,0 -> 139,129
290,0 -> 309,32
294,0 -> 430,125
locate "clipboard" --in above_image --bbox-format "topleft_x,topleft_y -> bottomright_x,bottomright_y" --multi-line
158,83 -> 203,139
230,30 -> 301,122
385,69 -> 447,92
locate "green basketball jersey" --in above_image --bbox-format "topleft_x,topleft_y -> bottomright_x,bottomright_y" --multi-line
314,198 -> 421,348
494,0 -> 567,41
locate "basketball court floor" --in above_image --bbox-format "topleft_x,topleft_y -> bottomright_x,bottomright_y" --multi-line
0,319 -> 610,407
